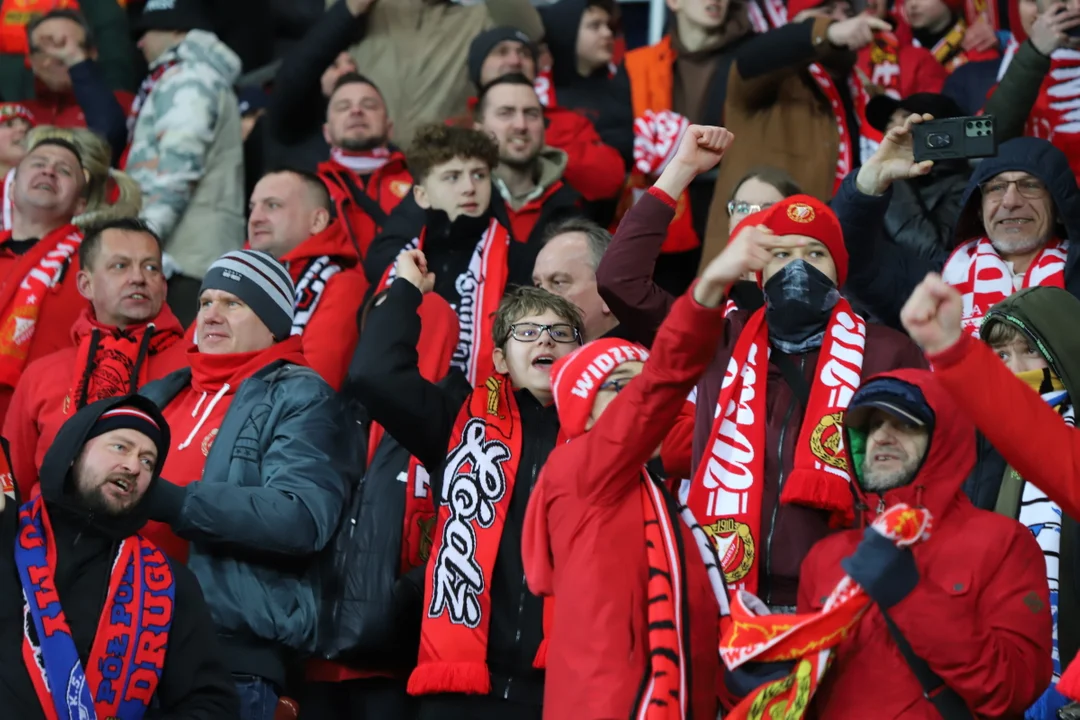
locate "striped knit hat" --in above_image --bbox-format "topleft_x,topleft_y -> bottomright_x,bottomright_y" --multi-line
200,250 -> 296,340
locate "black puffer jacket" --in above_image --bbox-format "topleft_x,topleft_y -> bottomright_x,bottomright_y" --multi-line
882,160 -> 971,265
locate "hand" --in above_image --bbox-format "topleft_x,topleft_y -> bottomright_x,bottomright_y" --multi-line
855,112 -> 935,195
395,249 -> 435,294
961,15 -> 999,53
694,226 -> 807,307
41,33 -> 86,68
1029,2 -> 1080,55
841,526 -> 919,609
345,0 -> 377,15
826,14 -> 893,50
654,125 -> 734,198
900,273 -> 964,355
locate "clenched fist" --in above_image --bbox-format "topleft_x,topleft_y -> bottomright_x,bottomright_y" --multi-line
395,249 -> 436,295
654,125 -> 735,199
900,273 -> 963,355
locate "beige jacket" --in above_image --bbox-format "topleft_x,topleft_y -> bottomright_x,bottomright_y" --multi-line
332,0 -> 543,148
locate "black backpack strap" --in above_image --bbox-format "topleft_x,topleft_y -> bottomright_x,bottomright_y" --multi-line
339,171 -> 389,228
880,608 -> 974,719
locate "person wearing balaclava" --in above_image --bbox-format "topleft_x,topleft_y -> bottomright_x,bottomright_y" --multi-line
684,193 -> 927,614
0,395 -> 238,719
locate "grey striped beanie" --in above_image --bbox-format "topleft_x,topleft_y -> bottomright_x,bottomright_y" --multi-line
200,250 -> 295,340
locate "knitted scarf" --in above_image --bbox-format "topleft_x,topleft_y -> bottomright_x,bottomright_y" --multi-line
68,318 -> 182,412
15,494 -> 175,720
290,255 -> 342,335
688,301 -> 865,595
408,376 -> 544,696
721,503 -> 933,720
806,63 -> 855,196
381,219 -> 511,387
942,236 -> 1068,337
923,16 -> 972,72
0,224 -> 82,388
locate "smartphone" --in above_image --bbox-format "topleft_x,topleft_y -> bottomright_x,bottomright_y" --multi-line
911,115 -> 997,163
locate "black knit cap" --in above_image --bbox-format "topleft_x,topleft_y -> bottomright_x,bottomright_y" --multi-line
467,27 -> 537,89
87,402 -> 167,463
135,0 -> 213,36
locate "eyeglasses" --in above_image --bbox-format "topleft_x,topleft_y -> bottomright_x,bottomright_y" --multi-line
980,178 -> 1047,201
599,377 -> 632,393
507,322 -> 580,344
727,200 -> 775,217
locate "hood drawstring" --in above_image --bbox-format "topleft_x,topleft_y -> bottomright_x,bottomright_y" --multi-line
178,383 -> 230,450
73,328 -> 102,410
128,323 -> 156,393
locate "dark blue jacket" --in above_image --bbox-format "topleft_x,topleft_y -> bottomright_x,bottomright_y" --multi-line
831,137 -> 1080,328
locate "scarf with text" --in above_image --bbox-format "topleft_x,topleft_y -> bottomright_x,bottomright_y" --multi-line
290,256 -> 342,335
856,32 -> 904,162
942,236 -> 1068,336
381,219 -> 511,387
806,63 -> 855,196
408,376 -> 533,695
1025,48 -> 1080,178
16,494 -> 175,720
688,302 -> 865,596
635,472 -> 730,720
0,224 -> 82,388
721,504 -> 933,720
68,319 -> 182,412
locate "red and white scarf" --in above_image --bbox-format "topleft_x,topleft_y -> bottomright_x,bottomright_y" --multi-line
0,224 -> 82,389
1026,49 -> 1080,178
746,0 -> 789,31
942,236 -> 1069,336
329,147 -> 392,176
408,376 -> 551,696
687,301 -> 865,596
381,219 -> 511,387
807,63 -> 855,196
856,32 -> 905,162
2,167 -> 14,231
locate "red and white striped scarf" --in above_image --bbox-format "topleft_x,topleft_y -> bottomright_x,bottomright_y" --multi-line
941,236 -> 1068,336
806,63 -> 856,196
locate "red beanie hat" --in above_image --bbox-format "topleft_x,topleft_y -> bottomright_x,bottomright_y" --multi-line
550,338 -> 650,438
732,194 -> 848,287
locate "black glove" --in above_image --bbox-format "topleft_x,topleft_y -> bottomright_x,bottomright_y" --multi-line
841,526 -> 919,609
725,660 -> 797,697
140,477 -> 187,525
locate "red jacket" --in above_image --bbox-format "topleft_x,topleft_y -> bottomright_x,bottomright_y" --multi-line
523,290 -> 725,720
22,84 -> 133,131
3,304 -> 188,498
797,369 -> 1053,719
0,226 -> 86,424
280,221 -> 369,390
317,153 -> 412,261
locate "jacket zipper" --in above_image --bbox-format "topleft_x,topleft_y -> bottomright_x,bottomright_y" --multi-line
763,355 -> 805,606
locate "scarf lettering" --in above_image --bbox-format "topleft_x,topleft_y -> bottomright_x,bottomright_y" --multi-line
451,268 -> 480,382
704,346 -> 761,517
291,256 -> 341,335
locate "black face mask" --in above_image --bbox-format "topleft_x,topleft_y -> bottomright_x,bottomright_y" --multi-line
763,259 -> 840,353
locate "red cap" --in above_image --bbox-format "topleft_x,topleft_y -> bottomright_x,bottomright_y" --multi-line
734,194 -> 848,287
0,103 -> 35,127
550,338 -> 650,438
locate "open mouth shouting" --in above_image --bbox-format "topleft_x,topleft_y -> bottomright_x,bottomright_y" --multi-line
531,353 -> 556,371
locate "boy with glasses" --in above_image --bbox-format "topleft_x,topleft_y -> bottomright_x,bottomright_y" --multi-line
349,254 -> 584,720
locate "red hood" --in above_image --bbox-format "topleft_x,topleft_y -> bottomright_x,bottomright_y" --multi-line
278,220 -> 359,267
187,335 -> 307,392
69,303 -> 186,345
846,369 -> 975,525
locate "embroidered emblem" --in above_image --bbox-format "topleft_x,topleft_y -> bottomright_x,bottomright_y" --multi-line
809,411 -> 848,470
787,203 -> 815,223
702,518 -> 756,584
201,429 -> 218,457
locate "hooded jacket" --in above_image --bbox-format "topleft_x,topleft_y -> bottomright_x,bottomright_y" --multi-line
493,147 -> 582,245
0,395 -> 238,719
523,290 -> 726,720
140,339 -> 351,687
797,370 -> 1053,719
279,221 -> 370,390
125,30 -> 244,279
834,136 -> 1080,328
4,305 -> 188,498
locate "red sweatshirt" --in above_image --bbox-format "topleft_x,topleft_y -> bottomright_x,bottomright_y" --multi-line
523,289 -> 726,720
4,304 -> 188,497
317,153 -> 412,261
155,337 -> 307,562
279,221 -> 369,390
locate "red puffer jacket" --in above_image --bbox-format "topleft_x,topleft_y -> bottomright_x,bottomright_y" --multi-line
797,369 -> 1053,719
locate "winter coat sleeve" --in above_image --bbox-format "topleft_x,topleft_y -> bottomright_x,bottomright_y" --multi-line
347,279 -> 468,472
3,366 -> 42,501
81,0 -> 139,92
548,109 -> 627,202
730,17 -> 839,108
267,0 -> 363,145
595,189 -> 677,346
931,333 -> 1080,519
982,40 -> 1051,142
485,0 -> 544,41
363,195 -> 425,285
832,171 -> 938,328
887,520 -> 1053,717
659,400 -> 695,480
67,60 -> 129,162
157,373 -> 350,554
564,290 -> 726,507
300,268 -> 368,391
154,561 -> 240,719
138,67 -> 227,241
882,174 -> 967,265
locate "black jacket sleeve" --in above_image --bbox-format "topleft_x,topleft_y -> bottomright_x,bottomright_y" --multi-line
363,194 -> 426,285
346,279 -> 470,472
883,172 -> 968,265
735,17 -> 829,80
832,171 -> 937,328
266,0 -> 367,145
68,60 -> 128,164
154,562 -> 239,719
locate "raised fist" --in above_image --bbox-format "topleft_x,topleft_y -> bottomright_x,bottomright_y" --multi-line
900,273 -> 964,355
394,249 -> 435,295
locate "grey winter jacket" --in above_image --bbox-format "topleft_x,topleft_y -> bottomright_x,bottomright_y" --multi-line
141,360 -> 351,654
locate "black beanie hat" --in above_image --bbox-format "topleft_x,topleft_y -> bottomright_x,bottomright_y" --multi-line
467,27 -> 537,89
88,404 -> 167,461
135,0 -> 213,37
